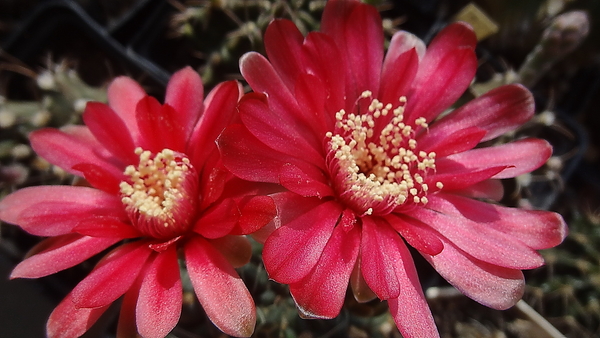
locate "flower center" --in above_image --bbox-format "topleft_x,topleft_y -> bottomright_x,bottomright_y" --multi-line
326,91 -> 443,216
120,147 -> 199,239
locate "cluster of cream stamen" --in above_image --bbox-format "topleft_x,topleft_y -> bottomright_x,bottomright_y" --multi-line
326,91 -> 443,215
120,148 -> 198,237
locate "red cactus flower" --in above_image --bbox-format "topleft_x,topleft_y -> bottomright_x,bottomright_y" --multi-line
217,1 -> 567,337
0,67 -> 275,338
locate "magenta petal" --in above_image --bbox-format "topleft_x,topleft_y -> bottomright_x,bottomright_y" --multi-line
188,80 -> 241,167
289,222 -> 360,319
384,30 -> 426,65
408,197 -> 545,269
279,163 -> 334,198
293,72 -> 332,137
234,195 -> 278,235
302,32 -> 346,117
83,102 -> 137,164
72,163 -> 123,195
136,97 -> 186,153
406,23 -> 477,123
386,214 -> 444,256
387,235 -> 439,338
218,123 -> 288,183
360,217 -> 400,300
185,237 -> 256,337
264,19 -> 306,90
342,3 -> 384,97
350,258 -> 377,303
47,291 -> 110,338
431,84 -> 534,142
11,234 -> 119,279
250,192 -> 324,243
73,216 -> 141,238
107,76 -> 146,143
422,236 -> 525,310
444,138 -> 552,179
379,47 -> 420,107
406,48 -> 477,124
194,198 -> 239,239
417,126 -> 486,158
240,53 -> 317,145
426,165 -> 506,191
136,247 -> 182,338
117,273 -> 142,338
210,236 -> 252,268
237,86 -> 324,165
72,243 -> 152,308
165,66 -> 204,138
30,127 -> 122,177
453,179 -> 505,201
380,30 -> 425,104
321,0 -> 381,101
0,186 -> 126,236
434,193 -> 567,250
263,200 -> 342,284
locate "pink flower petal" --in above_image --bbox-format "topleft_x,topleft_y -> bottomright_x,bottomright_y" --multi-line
240,53 -> 319,147
83,102 -> 138,164
218,123 -> 290,183
47,291 -> 110,338
302,32 -> 347,118
434,193 -> 567,250
135,96 -> 186,153
0,186 -> 126,236
426,165 -> 506,191
408,197 -> 545,269
71,242 -> 152,308
165,66 -> 204,138
417,126 -> 486,158
360,217 -> 400,300
378,30 -> 424,116
136,247 -> 182,338
194,198 -> 239,239
117,275 -> 142,338
386,214 -> 444,256
350,259 -> 377,303
184,236 -> 256,337
279,163 -> 334,198
251,192 -> 325,243
322,0 -> 382,101
210,236 -> 252,268
264,19 -> 307,90
429,84 -> 534,142
237,87 -> 324,165
387,234 -> 439,338
188,80 -> 241,168
405,22 -> 477,123
379,48 -> 420,108
72,216 -> 141,238
71,163 -> 123,194
197,151 -> 230,210
233,195 -> 278,235
453,179 -> 505,201
293,72 -> 334,137
30,127 -> 122,177
384,30 -> 426,65
289,222 -> 360,319
107,76 -> 146,142
11,234 -> 119,279
263,200 -> 342,284
422,236 -> 525,310
443,138 -> 552,179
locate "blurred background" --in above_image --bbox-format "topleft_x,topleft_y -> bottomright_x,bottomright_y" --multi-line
0,0 -> 599,337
